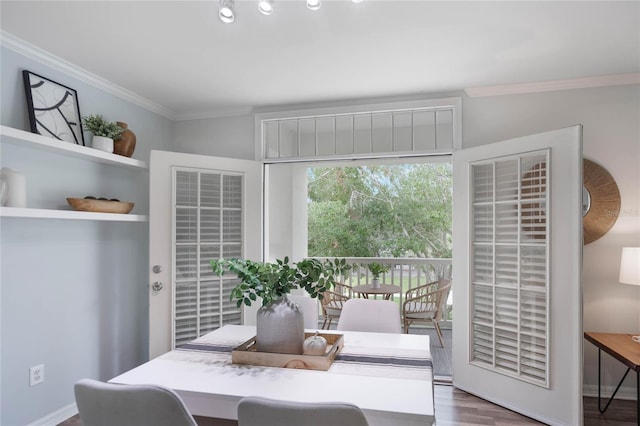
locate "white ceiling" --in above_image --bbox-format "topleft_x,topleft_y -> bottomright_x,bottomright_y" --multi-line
1,1 -> 639,120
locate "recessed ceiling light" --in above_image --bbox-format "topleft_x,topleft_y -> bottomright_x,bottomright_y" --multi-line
258,0 -> 274,15
219,0 -> 235,23
307,0 -> 321,11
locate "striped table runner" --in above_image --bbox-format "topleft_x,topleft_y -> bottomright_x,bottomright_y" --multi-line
175,336 -> 432,381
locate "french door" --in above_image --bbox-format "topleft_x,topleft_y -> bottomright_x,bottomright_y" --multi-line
452,126 -> 583,425
148,150 -> 261,359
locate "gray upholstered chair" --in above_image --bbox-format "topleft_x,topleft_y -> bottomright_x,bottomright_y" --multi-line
74,378 -> 197,426
336,298 -> 402,334
237,396 -> 369,426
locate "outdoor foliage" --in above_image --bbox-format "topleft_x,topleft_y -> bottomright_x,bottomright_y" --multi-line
307,163 -> 452,259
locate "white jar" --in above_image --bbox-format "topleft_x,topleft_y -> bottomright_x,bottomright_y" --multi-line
0,168 -> 27,208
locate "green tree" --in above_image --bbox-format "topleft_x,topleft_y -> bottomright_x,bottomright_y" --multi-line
307,163 -> 452,258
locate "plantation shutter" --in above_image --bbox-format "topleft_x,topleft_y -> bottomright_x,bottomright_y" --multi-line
173,168 -> 243,346
257,98 -> 461,162
470,151 -> 550,387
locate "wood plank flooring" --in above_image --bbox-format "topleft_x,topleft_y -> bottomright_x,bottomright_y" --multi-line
58,384 -> 638,425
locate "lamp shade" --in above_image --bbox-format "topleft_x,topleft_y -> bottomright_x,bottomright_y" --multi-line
618,247 -> 640,285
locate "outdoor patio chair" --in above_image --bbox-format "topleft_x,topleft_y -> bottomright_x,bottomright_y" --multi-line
237,396 -> 369,426
403,278 -> 452,347
320,282 -> 354,329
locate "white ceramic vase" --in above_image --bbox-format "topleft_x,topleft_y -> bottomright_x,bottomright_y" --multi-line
372,277 -> 381,289
256,295 -> 304,354
92,135 -> 114,153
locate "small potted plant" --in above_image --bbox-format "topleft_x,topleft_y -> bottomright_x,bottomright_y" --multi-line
367,262 -> 389,289
211,257 -> 343,354
82,114 -> 124,153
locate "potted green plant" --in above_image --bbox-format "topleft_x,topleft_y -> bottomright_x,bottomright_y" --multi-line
367,262 -> 390,289
82,114 -> 125,153
211,257 -> 341,354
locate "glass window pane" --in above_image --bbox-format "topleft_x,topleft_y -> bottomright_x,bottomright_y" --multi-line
299,118 -> 316,157
200,173 -> 220,208
353,114 -> 372,154
176,171 -> 197,206
335,116 -> 354,155
316,117 -> 335,156
393,112 -> 412,152
372,113 -> 392,153
413,110 -> 436,151
279,120 -> 298,158
264,121 -> 279,159
435,109 -> 453,150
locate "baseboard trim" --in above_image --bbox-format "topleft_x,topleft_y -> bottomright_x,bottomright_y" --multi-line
583,384 -> 637,401
27,403 -> 77,426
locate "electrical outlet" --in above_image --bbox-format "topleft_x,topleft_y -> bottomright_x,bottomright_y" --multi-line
29,364 -> 44,386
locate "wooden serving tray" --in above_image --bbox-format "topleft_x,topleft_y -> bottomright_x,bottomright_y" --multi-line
67,198 -> 134,214
232,332 -> 344,371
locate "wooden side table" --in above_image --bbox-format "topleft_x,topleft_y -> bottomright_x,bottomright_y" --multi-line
351,284 -> 401,300
584,332 -> 640,425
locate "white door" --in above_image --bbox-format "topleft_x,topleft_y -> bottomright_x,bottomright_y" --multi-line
452,126 -> 583,426
148,150 -> 262,359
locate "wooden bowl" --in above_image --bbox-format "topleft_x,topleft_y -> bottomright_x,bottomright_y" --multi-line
66,198 -> 134,214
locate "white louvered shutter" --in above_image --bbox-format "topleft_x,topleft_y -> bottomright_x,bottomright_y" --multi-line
173,168 -> 243,346
470,151 -> 549,387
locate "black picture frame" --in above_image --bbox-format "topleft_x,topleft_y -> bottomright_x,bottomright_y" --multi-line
22,70 -> 85,146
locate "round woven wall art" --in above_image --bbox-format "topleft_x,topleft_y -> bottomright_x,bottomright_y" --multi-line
583,159 -> 620,245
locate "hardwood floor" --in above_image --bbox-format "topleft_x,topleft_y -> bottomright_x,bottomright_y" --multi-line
583,394 -> 638,426
58,384 -> 638,425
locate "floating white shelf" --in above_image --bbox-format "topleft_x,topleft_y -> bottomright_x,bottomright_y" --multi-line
0,125 -> 148,170
1,125 -> 149,222
0,207 -> 148,222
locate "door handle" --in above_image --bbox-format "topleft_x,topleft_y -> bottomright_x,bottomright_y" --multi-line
152,281 -> 163,292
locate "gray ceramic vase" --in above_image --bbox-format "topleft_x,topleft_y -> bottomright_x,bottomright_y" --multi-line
256,295 -> 304,354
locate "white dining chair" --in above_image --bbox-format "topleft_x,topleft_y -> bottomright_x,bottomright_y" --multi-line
289,294 -> 320,329
336,298 -> 402,333
237,396 -> 370,426
74,378 -> 198,426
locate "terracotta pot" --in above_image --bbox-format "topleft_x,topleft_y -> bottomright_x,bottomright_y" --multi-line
256,295 -> 304,354
114,122 -> 136,158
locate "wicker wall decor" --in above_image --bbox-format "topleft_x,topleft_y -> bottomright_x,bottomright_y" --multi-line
583,159 -> 620,245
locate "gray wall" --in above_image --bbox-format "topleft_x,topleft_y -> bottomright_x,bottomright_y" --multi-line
175,86 -> 640,399
0,46 -> 174,425
173,115 -> 255,160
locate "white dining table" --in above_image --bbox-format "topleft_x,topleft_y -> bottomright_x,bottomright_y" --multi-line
110,325 -> 435,426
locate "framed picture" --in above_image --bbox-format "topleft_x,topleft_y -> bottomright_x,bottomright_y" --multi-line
22,70 -> 85,146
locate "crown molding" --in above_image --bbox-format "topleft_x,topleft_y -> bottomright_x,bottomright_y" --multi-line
464,73 -> 640,98
1,30 -> 177,120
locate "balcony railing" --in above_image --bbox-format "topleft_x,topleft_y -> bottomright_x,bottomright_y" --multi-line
314,256 -> 453,322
